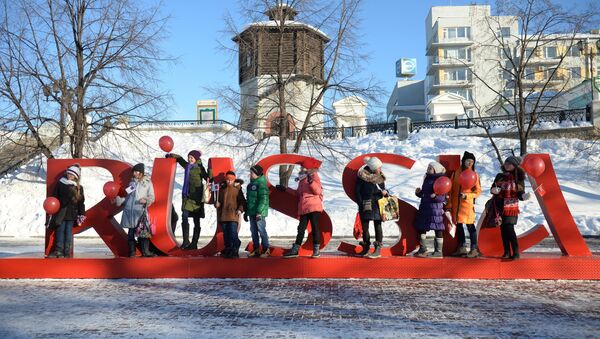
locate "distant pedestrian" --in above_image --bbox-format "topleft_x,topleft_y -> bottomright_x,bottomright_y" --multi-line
414,161 -> 447,258
246,164 -> 271,258
216,171 -> 246,258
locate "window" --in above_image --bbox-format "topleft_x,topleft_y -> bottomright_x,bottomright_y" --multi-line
444,47 -> 471,61
524,68 -> 536,80
444,68 -> 470,81
498,27 -> 511,38
570,67 -> 581,79
446,89 -> 473,101
545,46 -> 558,59
501,69 -> 513,81
498,47 -> 512,59
246,51 -> 252,67
443,27 -> 471,40
568,46 -> 580,57
523,47 -> 535,59
502,89 -> 514,98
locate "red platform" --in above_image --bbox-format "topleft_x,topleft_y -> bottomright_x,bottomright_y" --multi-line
1,254 -> 599,280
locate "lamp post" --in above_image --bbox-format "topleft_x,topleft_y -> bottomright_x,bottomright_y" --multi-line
577,38 -> 600,101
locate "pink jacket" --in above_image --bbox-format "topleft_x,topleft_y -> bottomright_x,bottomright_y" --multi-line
296,171 -> 324,215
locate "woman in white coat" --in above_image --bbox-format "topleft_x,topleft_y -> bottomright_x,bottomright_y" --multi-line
114,163 -> 156,257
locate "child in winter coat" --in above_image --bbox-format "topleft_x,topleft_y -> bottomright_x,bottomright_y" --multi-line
414,161 -> 448,258
355,156 -> 389,258
280,159 -> 324,258
114,163 -> 156,257
491,156 -> 530,259
246,164 -> 271,258
216,171 -> 246,258
48,164 -> 85,258
167,150 -> 209,250
447,151 -> 482,258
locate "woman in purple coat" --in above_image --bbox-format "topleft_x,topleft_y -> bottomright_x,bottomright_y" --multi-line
414,161 -> 447,258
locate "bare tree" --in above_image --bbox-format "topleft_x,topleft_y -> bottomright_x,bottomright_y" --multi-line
0,0 -> 171,161
446,0 -> 598,163
217,0 -> 382,185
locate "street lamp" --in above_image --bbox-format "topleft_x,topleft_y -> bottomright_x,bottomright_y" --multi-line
577,38 -> 600,100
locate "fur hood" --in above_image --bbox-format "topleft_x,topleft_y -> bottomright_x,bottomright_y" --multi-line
357,165 -> 385,184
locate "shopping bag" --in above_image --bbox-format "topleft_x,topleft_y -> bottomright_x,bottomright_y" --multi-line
377,196 -> 400,222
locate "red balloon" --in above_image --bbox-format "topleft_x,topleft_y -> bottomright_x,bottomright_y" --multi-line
43,197 -> 60,215
524,156 -> 546,177
159,135 -> 174,153
459,169 -> 477,190
433,176 -> 452,195
103,181 -> 120,199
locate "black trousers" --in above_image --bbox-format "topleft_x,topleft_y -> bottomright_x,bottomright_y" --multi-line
361,219 -> 383,244
295,212 -> 321,246
500,222 -> 519,255
456,223 -> 477,249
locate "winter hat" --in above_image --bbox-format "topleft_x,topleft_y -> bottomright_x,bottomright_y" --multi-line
188,150 -> 202,162
226,171 -> 237,181
428,161 -> 446,174
250,164 -> 264,176
66,164 -> 81,179
505,156 -> 522,168
462,151 -> 476,169
364,156 -> 383,170
302,158 -> 322,170
132,163 -> 145,174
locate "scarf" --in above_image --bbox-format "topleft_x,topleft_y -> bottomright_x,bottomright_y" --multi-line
357,166 -> 386,185
182,163 -> 197,198
59,177 -> 77,186
497,172 -> 519,216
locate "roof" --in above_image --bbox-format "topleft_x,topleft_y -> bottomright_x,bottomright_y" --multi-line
233,20 -> 331,42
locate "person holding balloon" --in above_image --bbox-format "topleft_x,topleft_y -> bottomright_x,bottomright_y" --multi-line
490,156 -> 531,260
47,164 -> 86,258
113,163 -> 156,257
446,151 -> 482,258
414,161 -> 449,258
166,149 -> 209,250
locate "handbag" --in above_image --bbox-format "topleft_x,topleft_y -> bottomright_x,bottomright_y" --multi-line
135,209 -> 153,238
201,178 -> 212,203
482,196 -> 502,228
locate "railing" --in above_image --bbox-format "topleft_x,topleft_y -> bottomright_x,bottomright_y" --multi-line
287,122 -> 397,141
128,119 -> 238,129
411,108 -> 589,132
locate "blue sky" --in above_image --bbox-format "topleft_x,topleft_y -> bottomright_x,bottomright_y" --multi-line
155,0 -> 495,122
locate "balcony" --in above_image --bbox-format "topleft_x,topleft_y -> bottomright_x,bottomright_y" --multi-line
427,57 -> 473,75
426,39 -> 474,56
428,80 -> 473,95
523,56 -> 561,66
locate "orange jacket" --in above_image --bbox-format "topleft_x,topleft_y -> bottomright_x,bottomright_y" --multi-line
446,168 -> 481,224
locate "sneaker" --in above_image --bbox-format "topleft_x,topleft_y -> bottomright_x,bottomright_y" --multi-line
260,248 -> 271,258
450,246 -> 468,257
467,248 -> 480,258
414,248 -> 429,258
248,249 -> 260,258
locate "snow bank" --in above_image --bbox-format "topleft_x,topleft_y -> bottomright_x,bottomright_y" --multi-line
1,125 -> 599,239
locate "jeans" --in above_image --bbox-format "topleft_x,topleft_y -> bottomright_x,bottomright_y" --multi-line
222,221 -> 240,254
55,220 -> 74,254
360,219 -> 383,244
249,216 -> 269,251
295,212 -> 321,246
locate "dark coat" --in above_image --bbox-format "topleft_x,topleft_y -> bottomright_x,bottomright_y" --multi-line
172,154 -> 209,217
355,166 -> 386,221
217,179 -> 246,223
491,167 -> 526,224
52,179 -> 85,225
414,173 -> 447,232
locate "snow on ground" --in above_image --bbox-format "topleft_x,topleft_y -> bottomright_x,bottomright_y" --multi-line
1,125 -> 599,241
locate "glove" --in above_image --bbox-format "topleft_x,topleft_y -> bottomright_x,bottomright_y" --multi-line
415,187 -> 421,195
275,184 -> 286,192
77,215 -> 86,226
256,214 -> 262,221
460,193 -> 467,200
491,187 -> 501,195
165,153 -> 171,158
522,192 -> 531,201
430,193 -> 436,198
243,213 -> 248,222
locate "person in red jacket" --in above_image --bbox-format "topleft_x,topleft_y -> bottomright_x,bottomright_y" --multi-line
279,159 -> 324,258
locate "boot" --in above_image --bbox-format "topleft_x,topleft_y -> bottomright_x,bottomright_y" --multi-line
431,237 -> 443,258
510,238 -> 520,260
283,244 -> 300,258
358,241 -> 371,256
47,251 -> 61,258
414,234 -> 429,257
311,244 -> 321,258
501,231 -> 511,259
185,226 -> 200,250
181,221 -> 190,249
128,240 -> 136,257
249,248 -> 261,258
450,246 -> 468,257
467,247 -> 480,258
366,242 -> 381,259
141,238 -> 156,257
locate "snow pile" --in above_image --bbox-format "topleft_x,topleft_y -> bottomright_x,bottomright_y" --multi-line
1,125 -> 599,239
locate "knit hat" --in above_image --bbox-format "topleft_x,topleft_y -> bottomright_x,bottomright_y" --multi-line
428,161 -> 446,174
301,158 -> 322,170
250,164 -> 264,176
66,164 -> 81,179
364,156 -> 383,170
226,171 -> 236,181
188,150 -> 202,161
132,163 -> 145,174
505,156 -> 522,168
462,151 -> 476,169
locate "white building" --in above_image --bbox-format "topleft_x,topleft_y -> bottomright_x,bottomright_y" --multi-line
332,96 -> 368,127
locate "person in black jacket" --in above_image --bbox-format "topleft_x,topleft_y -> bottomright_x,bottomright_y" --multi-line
355,156 -> 388,258
47,164 -> 85,258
